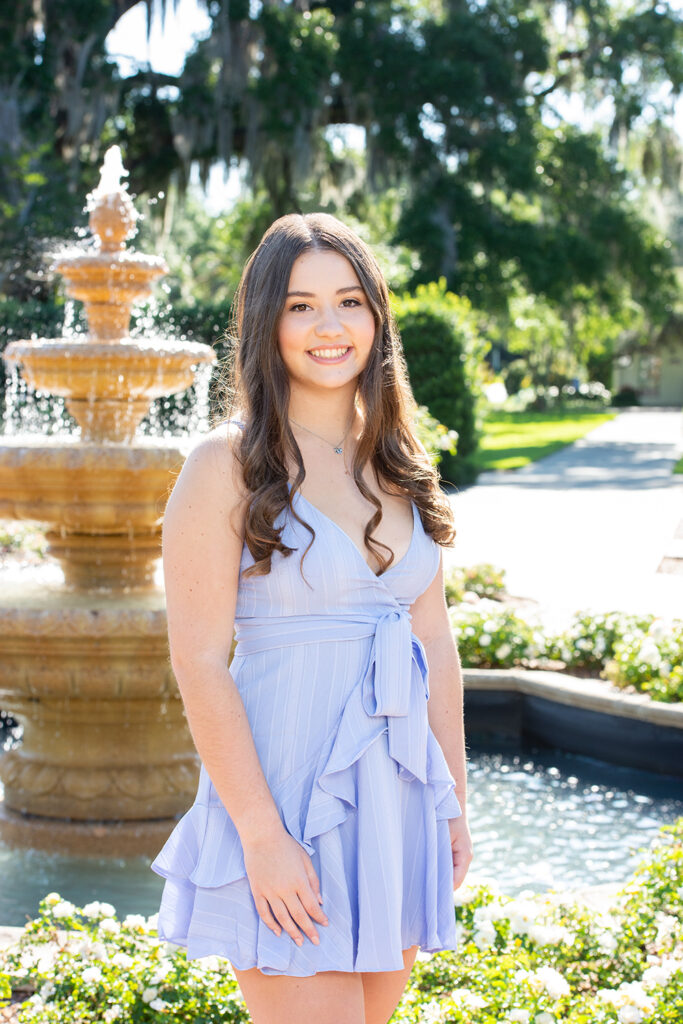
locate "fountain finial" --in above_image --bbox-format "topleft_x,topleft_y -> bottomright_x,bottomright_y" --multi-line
87,145 -> 138,252
94,145 -> 128,194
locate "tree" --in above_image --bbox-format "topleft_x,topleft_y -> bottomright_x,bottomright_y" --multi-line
1,0 -> 680,334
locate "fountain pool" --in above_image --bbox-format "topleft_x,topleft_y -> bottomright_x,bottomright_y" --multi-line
1,732 -> 681,928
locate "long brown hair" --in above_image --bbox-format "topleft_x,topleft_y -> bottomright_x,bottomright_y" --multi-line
214,212 -> 456,577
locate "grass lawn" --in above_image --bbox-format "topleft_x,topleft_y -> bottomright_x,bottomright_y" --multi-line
474,407 -> 618,472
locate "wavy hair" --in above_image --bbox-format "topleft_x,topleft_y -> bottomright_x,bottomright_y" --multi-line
214,212 -> 456,578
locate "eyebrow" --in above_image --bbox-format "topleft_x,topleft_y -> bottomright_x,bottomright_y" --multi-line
285,286 -> 364,297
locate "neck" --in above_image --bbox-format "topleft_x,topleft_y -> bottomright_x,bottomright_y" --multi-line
287,382 -> 359,441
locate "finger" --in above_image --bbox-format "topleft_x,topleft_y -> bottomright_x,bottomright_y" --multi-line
255,896 -> 282,937
268,897 -> 306,947
288,894 -> 322,945
300,887 -> 330,927
302,858 -> 324,906
301,863 -> 329,924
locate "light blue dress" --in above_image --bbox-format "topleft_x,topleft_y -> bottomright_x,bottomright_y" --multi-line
151,467 -> 463,976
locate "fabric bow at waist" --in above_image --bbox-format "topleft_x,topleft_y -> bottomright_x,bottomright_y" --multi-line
233,610 -> 430,784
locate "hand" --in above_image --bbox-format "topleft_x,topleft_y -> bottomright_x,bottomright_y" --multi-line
448,814 -> 473,892
241,828 -> 329,947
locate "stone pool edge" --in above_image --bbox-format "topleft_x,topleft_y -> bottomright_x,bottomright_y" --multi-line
463,667 -> 683,727
463,667 -> 683,777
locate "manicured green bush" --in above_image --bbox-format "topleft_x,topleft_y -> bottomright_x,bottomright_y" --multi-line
392,280 -> 489,488
611,385 -> 640,407
413,405 -> 458,467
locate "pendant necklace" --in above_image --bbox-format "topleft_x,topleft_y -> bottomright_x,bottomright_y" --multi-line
289,412 -> 355,456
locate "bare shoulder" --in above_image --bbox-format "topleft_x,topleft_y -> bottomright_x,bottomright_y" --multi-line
168,420 -> 248,537
162,420 -> 248,671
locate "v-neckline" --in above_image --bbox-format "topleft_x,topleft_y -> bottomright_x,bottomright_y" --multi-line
291,486 -> 417,578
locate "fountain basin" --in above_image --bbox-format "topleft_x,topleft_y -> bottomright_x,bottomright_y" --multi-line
0,437 -> 189,530
4,338 -> 215,441
0,580 -> 199,821
0,438 -> 196,586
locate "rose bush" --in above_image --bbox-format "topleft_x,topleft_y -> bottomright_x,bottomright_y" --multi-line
3,821 -> 679,1022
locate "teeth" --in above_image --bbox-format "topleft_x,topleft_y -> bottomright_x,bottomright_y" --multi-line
309,347 -> 349,359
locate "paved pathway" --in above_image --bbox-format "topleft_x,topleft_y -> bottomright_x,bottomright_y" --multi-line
445,407 -> 683,631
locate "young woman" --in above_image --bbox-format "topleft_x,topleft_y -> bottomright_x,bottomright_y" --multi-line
151,212 -> 473,1024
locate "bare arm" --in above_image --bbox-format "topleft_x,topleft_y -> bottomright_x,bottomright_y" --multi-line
410,550 -> 473,886
410,550 -> 468,813
162,426 -> 283,842
162,425 -> 328,944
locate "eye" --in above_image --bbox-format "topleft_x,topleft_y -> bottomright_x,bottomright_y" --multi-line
289,302 -> 310,312
341,297 -> 362,307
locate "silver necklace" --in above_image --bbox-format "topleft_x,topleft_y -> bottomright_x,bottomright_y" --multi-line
289,413 -> 354,455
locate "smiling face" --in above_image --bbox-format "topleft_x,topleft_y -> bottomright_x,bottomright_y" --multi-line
277,248 -> 377,394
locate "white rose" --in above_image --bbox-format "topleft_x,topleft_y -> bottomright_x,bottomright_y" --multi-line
43,893 -> 62,907
124,914 -> 147,930
617,1008 -> 643,1024
451,987 -> 487,1008
112,952 -> 134,969
99,918 -> 120,935
641,964 -> 669,990
654,913 -> 677,943
534,1014 -> 555,1024
150,960 -> 173,984
103,1006 -> 123,1023
142,987 -> 159,1004
473,920 -> 496,949
39,981 -> 55,1001
620,981 -> 655,1010
532,966 -> 570,999
81,966 -> 103,985
506,898 -> 538,934
82,901 -> 104,918
90,940 -> 109,961
638,639 -> 661,668
150,998 -> 170,1011
508,1011 -> 530,1024
452,885 -> 479,906
597,988 -> 621,1006
597,930 -> 618,954
51,900 -> 76,919
479,633 -> 492,645
419,999 -> 447,1023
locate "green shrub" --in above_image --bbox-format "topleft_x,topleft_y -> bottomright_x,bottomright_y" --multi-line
392,280 -> 489,488
448,604 -> 542,669
443,563 -> 506,605
524,381 -> 612,412
545,610 -> 655,677
611,385 -> 640,407
602,617 -> 683,702
413,405 -> 458,467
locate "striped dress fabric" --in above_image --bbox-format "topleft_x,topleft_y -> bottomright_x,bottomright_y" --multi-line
150,477 -> 463,977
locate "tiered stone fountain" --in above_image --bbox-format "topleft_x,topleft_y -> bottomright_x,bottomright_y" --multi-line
0,147 -> 216,855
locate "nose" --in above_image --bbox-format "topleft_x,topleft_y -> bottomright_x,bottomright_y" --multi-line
314,304 -> 345,339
